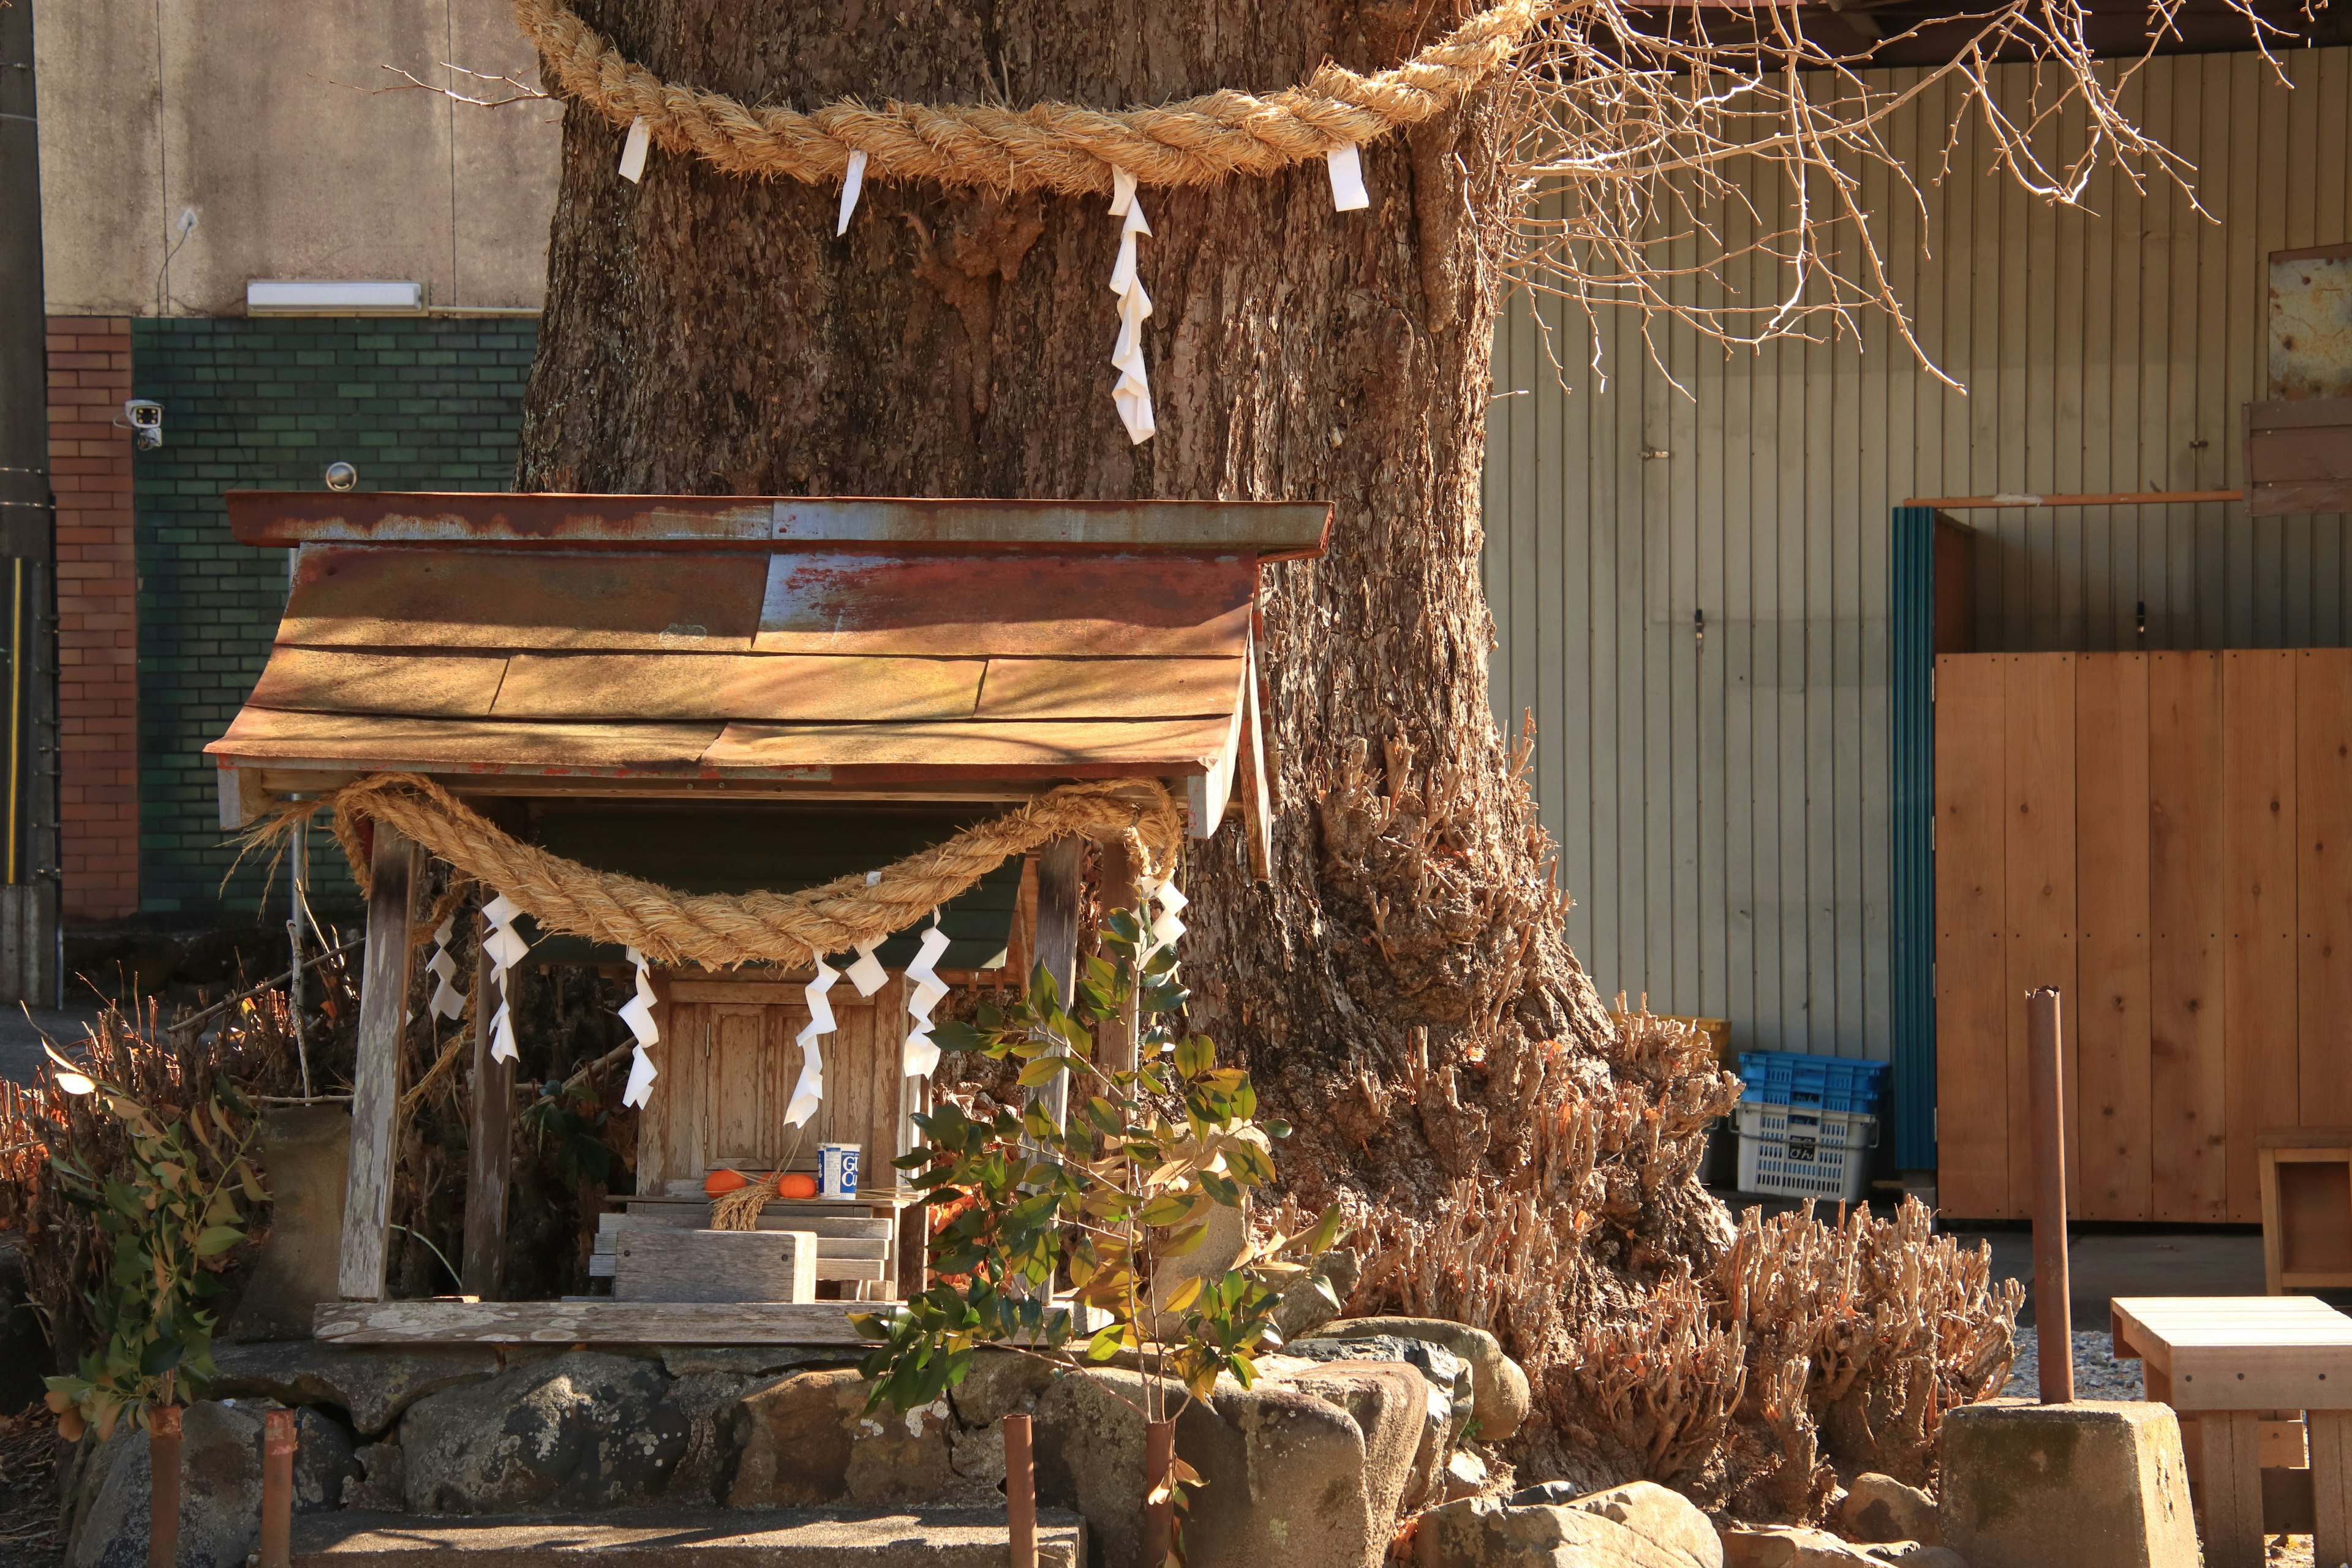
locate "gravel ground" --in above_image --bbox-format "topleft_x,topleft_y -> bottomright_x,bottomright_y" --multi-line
2002,1328 -> 2147,1400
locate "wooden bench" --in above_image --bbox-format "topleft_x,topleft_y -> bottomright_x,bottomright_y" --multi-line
2111,1295 -> 2352,1567
2260,1128 -> 2352,1295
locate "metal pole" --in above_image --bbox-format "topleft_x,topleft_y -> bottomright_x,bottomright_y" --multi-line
258,1408 -> 294,1568
1142,1419 -> 1175,1568
2028,986 -> 2074,1404
1003,1413 -> 1037,1568
148,1404 -> 181,1568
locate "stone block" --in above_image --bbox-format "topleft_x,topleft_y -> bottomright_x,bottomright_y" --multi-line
1569,1482 -> 1724,1567
722,1368 -> 858,1507
1413,1496 -> 1711,1568
1289,1333 -> 1472,1442
1318,1316 -> 1532,1441
399,1351 -> 696,1512
1719,1527 -> 1873,1567
210,1341 -> 509,1436
222,1106 -> 349,1342
1840,1473 -> 1939,1545
949,1346 -> 1060,1427
1270,1246 -> 1360,1344
1938,1400 -> 2196,1568
70,1400 -> 262,1568
1283,1360 -> 1434,1542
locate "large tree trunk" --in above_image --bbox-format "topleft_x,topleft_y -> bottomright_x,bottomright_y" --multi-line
517,0 -> 1727,1363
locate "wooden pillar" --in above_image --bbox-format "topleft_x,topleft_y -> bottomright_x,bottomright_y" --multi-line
1094,837 -> 1140,1077
1029,836 -> 1083,1130
2312,1407 -> 2352,1568
460,921 -> 511,1298
339,825 -> 418,1302
2027,987 -> 2073,1403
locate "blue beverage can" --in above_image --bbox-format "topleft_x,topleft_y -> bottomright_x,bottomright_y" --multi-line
818,1143 -> 859,1199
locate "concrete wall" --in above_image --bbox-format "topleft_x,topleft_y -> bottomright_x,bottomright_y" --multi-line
35,0 -> 560,317
1482,47 -> 2352,1065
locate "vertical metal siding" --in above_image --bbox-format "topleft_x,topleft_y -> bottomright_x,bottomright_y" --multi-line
1483,48 -> 2352,1071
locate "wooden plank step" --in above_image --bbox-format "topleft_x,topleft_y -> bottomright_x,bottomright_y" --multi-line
589,1251 -> 887,1283
602,1210 -> 894,1241
293,1508 -> 1084,1568
596,1232 -> 890,1259
314,1299 -> 871,1345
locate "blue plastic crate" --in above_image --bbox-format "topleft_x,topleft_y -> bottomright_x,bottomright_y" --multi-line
1738,1050 -> 1888,1115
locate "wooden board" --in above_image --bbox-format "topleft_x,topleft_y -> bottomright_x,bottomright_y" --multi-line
2075,654 -> 2153,1221
2199,1410 -> 2264,1568
1935,655 -> 2010,1218
701,718 -> 1232,777
974,658 -> 1244,720
2113,1295 -> 2352,1409
492,654 -> 986,723
756,553 -> 1253,658
209,710 -> 725,772
611,1229 -> 818,1303
2004,654 -> 2076,1218
337,831 -> 415,1302
2149,652 -> 2230,1223
249,649 -> 508,717
2313,1408 -> 2352,1568
2299,649 -> 2352,1128
2223,650 -> 2299,1223
312,1298 -> 869,1345
282,546 -> 767,650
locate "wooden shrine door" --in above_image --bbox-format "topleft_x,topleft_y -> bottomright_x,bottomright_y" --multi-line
634,971 -> 923,1199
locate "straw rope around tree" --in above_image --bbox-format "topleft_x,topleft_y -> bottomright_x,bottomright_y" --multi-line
251,772 -> 1185,971
512,0 -> 1555,195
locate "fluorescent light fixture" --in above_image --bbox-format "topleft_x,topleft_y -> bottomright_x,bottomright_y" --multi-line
246,280 -> 426,315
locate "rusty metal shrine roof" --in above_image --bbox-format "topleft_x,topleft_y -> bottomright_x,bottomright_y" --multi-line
207,492 -> 1329,850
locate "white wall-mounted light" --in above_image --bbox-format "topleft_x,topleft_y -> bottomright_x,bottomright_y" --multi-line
246,280 -> 426,316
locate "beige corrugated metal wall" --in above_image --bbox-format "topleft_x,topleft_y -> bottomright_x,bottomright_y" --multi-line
1483,47 -> 2352,1061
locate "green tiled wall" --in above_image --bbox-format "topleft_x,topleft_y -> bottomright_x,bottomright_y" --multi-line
129,317 -> 535,918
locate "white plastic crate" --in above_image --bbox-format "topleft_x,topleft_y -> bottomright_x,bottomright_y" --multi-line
1734,1102 -> 1877,1203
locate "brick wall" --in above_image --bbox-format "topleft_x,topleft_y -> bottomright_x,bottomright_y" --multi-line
47,318 -> 139,923
130,317 -> 535,918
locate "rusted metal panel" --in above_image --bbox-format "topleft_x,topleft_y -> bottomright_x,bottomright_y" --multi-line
248,648 -> 508,717
701,718 -> 1231,779
974,657 -> 1242,720
2269,244 -> 2352,401
280,545 -> 767,650
2245,400 -> 2352,516
491,653 -> 984,723
756,552 -> 1253,658
230,491 -> 1331,558
206,710 -> 726,773
767,498 -> 1329,559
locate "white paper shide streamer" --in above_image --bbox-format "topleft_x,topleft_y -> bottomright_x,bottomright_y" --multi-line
785,958 -> 839,1128
1106,168 -> 1155,445
481,894 -> 530,1065
1143,878 -> 1187,1054
426,919 -> 464,1022
617,947 -> 660,1108
618,116 -> 650,183
1325,143 -> 1370,211
902,919 -> 952,1079
836,148 -> 869,235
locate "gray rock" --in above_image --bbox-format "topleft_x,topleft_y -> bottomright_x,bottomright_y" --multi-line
222,1107 -> 349,1343
1270,1246 -> 1360,1344
1283,1359 -> 1437,1546
1507,1480 -> 1586,1507
398,1351 -> 696,1512
663,1372 -> 757,1504
1720,1527 -> 1879,1567
209,1341 -> 510,1436
723,1368 -> 855,1507
1148,1197 -> 1250,1336
1318,1317 -> 1532,1443
1414,1496 -> 1711,1568
948,1346 -> 1061,1428
70,1401 -> 263,1568
1566,1482 -> 1723,1567
1841,1473 -> 1939,1546
1290,1333 -> 1472,1422
292,1405 -> 361,1512
343,1442 -> 405,1512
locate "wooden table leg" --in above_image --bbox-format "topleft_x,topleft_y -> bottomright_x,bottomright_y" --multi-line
2313,1408 -> 2352,1568
2198,1411 -> 2264,1568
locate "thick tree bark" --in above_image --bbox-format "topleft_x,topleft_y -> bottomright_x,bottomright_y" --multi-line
519,0 -> 1698,1244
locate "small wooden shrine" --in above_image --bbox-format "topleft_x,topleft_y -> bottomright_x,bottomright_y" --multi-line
206,491 -> 1325,1345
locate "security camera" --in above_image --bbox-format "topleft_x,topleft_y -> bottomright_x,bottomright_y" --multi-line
123,400 -> 163,451
324,462 -> 359,492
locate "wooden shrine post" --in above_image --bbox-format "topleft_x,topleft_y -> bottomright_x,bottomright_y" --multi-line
1030,837 -> 1084,1130
339,825 -> 419,1302
1095,837 -> 1141,1076
461,922 -> 511,1298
